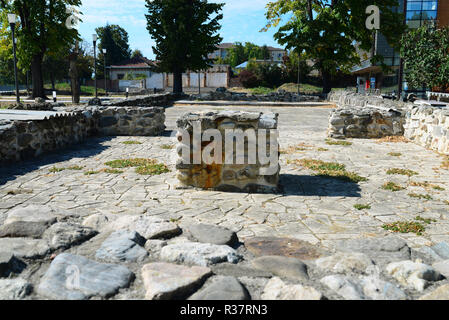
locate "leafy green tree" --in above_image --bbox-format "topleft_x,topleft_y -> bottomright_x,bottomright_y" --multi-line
283,50 -> 312,83
264,0 -> 405,93
0,0 -> 82,98
401,23 -> 449,91
131,49 -> 144,59
145,0 -> 224,93
96,24 -> 131,79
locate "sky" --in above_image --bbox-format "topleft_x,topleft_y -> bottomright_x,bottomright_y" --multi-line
78,0 -> 283,60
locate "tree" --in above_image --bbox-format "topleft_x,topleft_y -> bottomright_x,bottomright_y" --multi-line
96,24 -> 131,79
145,0 -> 224,93
401,23 -> 449,92
0,0 -> 82,98
131,49 -> 144,59
43,45 -> 70,90
263,0 -> 405,93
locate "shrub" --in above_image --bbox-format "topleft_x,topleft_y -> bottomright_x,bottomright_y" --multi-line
238,70 -> 261,88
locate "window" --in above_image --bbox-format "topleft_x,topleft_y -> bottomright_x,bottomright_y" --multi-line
406,0 -> 438,28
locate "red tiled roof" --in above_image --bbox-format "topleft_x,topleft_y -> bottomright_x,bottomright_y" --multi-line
109,57 -> 157,68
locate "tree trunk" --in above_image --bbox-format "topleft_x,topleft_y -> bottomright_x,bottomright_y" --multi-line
173,71 -> 183,94
31,54 -> 45,98
69,43 -> 80,104
51,73 -> 55,91
321,69 -> 332,94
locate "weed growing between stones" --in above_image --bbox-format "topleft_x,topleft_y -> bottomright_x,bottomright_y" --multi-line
84,170 -> 100,175
354,204 -> 371,210
408,193 -> 433,200
386,168 -> 418,177
317,148 -> 329,152
49,167 -> 65,173
160,144 -> 175,150
410,181 -> 445,191
67,166 -> 84,170
325,139 -> 352,146
105,158 -> 170,176
415,216 -> 437,224
288,159 -> 367,183
388,152 -> 402,157
376,136 -> 409,143
382,221 -> 426,236
122,141 -> 142,145
442,157 -> 449,170
382,182 -> 405,192
84,168 -> 124,175
280,143 -> 313,154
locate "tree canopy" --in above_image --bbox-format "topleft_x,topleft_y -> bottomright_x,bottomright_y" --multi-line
145,0 -> 224,93
224,42 -> 274,67
96,24 -> 132,79
0,0 -> 82,97
401,23 -> 449,91
263,0 -> 405,93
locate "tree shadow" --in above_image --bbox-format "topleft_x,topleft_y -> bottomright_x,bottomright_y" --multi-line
279,174 -> 362,197
0,136 -> 113,186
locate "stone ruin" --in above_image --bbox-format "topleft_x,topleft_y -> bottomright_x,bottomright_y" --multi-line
175,111 -> 280,193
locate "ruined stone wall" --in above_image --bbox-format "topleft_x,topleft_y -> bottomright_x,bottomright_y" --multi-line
104,93 -> 183,107
0,106 -> 166,163
189,90 -> 323,103
404,105 -> 449,155
176,111 -> 280,193
327,91 -> 408,139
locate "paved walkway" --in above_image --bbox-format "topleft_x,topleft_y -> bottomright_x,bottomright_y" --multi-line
1,105 -> 448,250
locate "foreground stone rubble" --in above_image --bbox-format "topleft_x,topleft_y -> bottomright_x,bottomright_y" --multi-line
1,204 -> 449,300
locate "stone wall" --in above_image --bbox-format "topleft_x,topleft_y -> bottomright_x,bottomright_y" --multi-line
189,90 -> 323,103
327,91 -> 408,139
0,106 -> 166,163
175,111 -> 280,193
103,93 -> 183,107
404,105 -> 449,155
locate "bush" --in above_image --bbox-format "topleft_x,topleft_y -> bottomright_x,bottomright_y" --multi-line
238,70 -> 261,88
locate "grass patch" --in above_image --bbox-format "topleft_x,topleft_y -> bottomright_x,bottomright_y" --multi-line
84,170 -> 100,175
160,144 -> 175,150
376,136 -> 409,143
49,167 -> 65,173
135,163 -> 170,176
325,139 -> 352,146
415,216 -> 437,224
280,143 -> 313,154
103,169 -> 124,174
67,165 -> 84,170
288,159 -> 367,183
105,158 -> 170,176
382,216 -> 436,236
317,148 -> 329,152
408,193 -> 433,200
250,87 -> 275,95
382,182 -> 405,192
442,157 -> 449,170
410,181 -> 445,191
354,204 -> 371,210
386,168 -> 418,177
382,221 -> 426,236
388,152 -> 402,157
122,141 -> 142,145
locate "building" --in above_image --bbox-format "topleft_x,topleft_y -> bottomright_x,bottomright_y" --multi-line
208,43 -> 287,62
107,57 -> 157,81
352,0 -> 448,94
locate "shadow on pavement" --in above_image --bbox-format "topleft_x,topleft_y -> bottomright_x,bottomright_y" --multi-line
0,136 -> 113,186
280,174 -> 362,197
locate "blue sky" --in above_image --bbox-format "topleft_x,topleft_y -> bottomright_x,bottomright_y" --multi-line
78,0 -> 283,59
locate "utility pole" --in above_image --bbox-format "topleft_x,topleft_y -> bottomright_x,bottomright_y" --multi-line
8,14 -> 20,104
93,34 -> 98,99
398,0 -> 407,100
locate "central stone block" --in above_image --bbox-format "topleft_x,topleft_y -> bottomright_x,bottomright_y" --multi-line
176,111 -> 280,193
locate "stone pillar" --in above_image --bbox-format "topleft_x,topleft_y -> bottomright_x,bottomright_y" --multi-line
176,111 -> 280,193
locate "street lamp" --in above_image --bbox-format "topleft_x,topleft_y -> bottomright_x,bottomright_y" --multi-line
92,34 -> 98,99
102,49 -> 107,96
8,14 -> 19,104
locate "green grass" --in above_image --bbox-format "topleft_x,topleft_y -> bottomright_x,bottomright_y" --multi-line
49,167 -> 65,173
386,168 -> 418,177
67,165 -> 84,170
325,139 -> 353,146
46,83 -> 106,96
135,163 -> 170,176
84,170 -> 100,175
103,169 -> 124,174
105,158 -> 170,176
388,152 -> 402,157
354,204 -> 371,210
288,159 -> 367,183
382,182 -> 405,192
122,141 -> 142,145
382,216 -> 436,236
160,144 -> 175,150
317,148 -> 329,152
249,87 -> 275,95
408,193 -> 433,200
382,221 -> 426,236
277,83 -> 324,94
